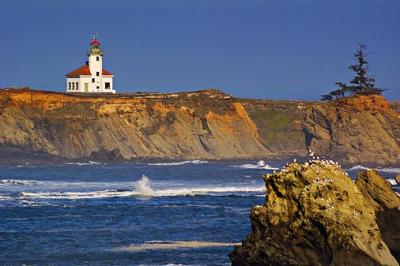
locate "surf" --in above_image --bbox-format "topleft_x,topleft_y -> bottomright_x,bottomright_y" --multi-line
148,160 -> 209,166
232,160 -> 279,170
17,175 -> 264,200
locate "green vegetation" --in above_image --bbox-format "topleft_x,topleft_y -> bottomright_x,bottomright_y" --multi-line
321,44 -> 384,101
243,101 -> 307,152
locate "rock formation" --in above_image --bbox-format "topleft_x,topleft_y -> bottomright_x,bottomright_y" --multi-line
230,161 -> 399,266
0,88 -> 269,162
0,88 -> 399,165
303,95 -> 400,166
355,170 -> 400,259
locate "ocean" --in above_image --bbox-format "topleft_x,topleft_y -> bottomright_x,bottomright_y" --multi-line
1,160 -> 399,265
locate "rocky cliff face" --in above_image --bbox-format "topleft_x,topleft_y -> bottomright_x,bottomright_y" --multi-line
0,88 -> 399,165
0,89 -> 269,162
303,95 -> 400,166
230,161 -> 399,266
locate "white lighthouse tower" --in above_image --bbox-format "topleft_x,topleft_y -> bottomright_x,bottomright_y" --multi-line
66,37 -> 115,93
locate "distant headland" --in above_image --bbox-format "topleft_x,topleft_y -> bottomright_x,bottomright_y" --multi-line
0,87 -> 398,166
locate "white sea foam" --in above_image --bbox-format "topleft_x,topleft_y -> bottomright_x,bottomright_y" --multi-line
233,160 -> 279,170
18,176 -> 264,200
0,179 -> 135,191
377,168 -> 400,174
148,160 -> 208,166
0,179 -> 40,186
347,165 -> 400,174
387,179 -> 397,186
114,241 -> 240,252
347,165 -> 370,171
133,175 -> 154,197
65,161 -> 101,166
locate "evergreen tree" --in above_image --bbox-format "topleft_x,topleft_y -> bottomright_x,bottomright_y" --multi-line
321,44 -> 383,101
348,44 -> 376,92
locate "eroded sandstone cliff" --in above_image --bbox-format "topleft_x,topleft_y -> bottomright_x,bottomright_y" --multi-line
0,88 -> 269,162
303,95 -> 400,166
0,88 -> 399,165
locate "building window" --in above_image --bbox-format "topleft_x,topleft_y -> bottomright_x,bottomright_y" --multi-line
96,72 -> 99,77
96,56 -> 99,61
105,82 -> 110,89
96,86 -> 99,89
92,78 -> 95,83
68,82 -> 71,90
76,82 -> 79,90
72,82 -> 75,90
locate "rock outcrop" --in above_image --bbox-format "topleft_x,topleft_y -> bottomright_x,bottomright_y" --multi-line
355,170 -> 400,259
303,95 -> 400,166
231,161 -> 399,266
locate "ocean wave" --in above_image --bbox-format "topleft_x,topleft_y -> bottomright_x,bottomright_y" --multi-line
346,165 -> 370,171
377,167 -> 400,174
0,179 -> 40,186
18,176 -> 264,200
114,240 -> 240,252
65,161 -> 101,166
346,165 -> 400,174
232,160 -> 279,170
148,160 -> 208,166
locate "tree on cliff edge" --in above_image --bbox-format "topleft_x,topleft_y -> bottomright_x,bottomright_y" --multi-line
348,44 -> 376,93
321,44 -> 383,101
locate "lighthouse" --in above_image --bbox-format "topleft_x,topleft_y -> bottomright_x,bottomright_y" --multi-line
66,37 -> 115,94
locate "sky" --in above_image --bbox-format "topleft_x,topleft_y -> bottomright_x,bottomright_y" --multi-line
0,0 -> 399,100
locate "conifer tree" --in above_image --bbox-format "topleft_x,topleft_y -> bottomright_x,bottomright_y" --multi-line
321,44 -> 382,101
348,44 -> 376,92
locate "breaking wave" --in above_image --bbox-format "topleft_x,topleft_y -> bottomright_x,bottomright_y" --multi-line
378,168 -> 400,174
347,165 -> 370,171
0,179 -> 40,186
233,160 -> 279,170
114,241 -> 240,252
347,165 -> 400,174
65,161 -> 101,166
3,176 -> 264,200
148,160 -> 208,166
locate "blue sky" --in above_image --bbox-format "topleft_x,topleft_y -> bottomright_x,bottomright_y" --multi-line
0,0 -> 399,100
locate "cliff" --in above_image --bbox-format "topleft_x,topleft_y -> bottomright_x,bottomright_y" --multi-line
0,88 -> 399,165
242,95 -> 400,166
230,161 -> 400,265
0,88 -> 268,162
303,95 -> 400,166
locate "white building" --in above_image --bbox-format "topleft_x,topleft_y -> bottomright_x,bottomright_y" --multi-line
66,37 -> 115,93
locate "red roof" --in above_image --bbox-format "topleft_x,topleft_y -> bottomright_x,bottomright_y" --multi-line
66,65 -> 91,77
102,69 -> 113,75
66,64 -> 113,77
90,38 -> 101,46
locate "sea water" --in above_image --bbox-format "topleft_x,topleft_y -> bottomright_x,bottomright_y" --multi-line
0,160 -> 399,265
